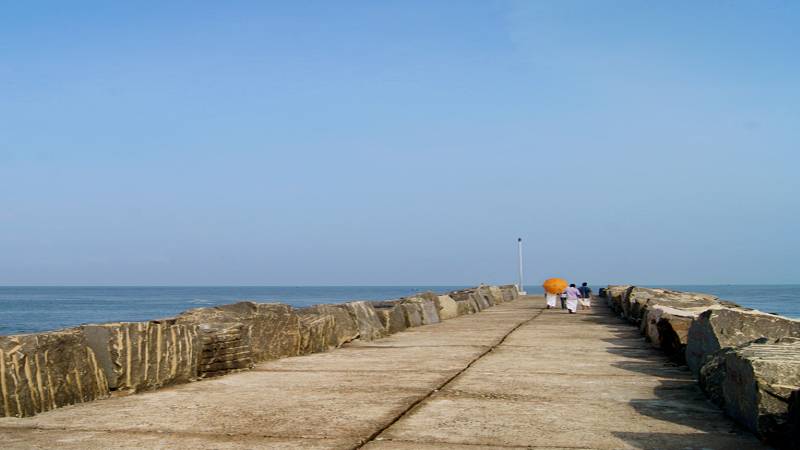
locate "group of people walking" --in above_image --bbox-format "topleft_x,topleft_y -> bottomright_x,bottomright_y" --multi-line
545,282 -> 592,314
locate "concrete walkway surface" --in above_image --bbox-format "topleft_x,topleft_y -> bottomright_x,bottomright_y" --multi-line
0,297 -> 767,449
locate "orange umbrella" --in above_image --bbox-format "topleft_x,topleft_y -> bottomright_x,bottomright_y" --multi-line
542,278 -> 568,294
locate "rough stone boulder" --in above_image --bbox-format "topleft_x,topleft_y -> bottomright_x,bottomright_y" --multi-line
82,319 -> 201,392
176,302 -> 302,377
434,295 -> 459,320
404,296 -> 440,325
641,304 -> 728,362
296,304 -> 359,354
453,298 -> 475,315
449,289 -> 482,313
642,305 -> 697,357
716,338 -> 800,448
498,285 -> 519,302
686,308 -> 800,375
343,301 -> 386,341
625,287 -> 720,325
0,329 -> 109,418
605,285 -> 631,314
483,286 -> 505,305
370,301 -> 408,334
474,287 -> 495,308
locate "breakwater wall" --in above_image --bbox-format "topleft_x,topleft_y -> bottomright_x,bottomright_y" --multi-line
0,284 -> 519,418
602,285 -> 800,448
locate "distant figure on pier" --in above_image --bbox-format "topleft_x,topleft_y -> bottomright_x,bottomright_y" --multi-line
565,284 -> 582,313
579,282 -> 592,309
560,290 -> 568,309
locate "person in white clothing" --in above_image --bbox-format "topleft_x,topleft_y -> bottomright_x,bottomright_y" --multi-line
545,292 -> 558,309
564,284 -> 582,314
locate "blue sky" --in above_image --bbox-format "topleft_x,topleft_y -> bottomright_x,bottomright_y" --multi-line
1,1 -> 798,285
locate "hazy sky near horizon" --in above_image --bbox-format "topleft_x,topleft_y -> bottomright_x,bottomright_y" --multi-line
1,1 -> 798,286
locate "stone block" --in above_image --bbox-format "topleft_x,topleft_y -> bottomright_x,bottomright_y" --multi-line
0,329 -> 109,418
605,285 -> 631,314
401,301 -> 424,327
435,295 -> 459,320
82,319 -> 200,392
296,304 -> 359,354
475,287 -> 495,308
371,301 -> 408,334
485,286 -> 505,304
686,308 -> 800,376
498,285 -> 519,302
719,338 -> 800,447
454,299 -> 475,315
403,297 -> 440,325
343,301 -> 386,341
176,302 -> 302,377
625,287 -> 719,325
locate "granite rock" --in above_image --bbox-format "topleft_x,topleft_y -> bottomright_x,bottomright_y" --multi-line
296,304 -> 359,354
624,287 -> 719,325
0,329 -> 109,418
82,320 -> 200,392
176,302 -> 302,377
686,308 -> 800,376
718,338 -> 800,448
498,285 -> 519,302
401,301 -> 424,327
403,297 -> 440,325
605,285 -> 631,314
434,295 -> 459,320
371,301 -> 408,334
343,301 -> 386,341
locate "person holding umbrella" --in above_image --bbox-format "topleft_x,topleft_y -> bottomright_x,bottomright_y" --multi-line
542,278 -> 567,310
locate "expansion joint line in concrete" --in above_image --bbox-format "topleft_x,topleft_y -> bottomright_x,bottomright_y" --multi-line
352,306 -> 545,450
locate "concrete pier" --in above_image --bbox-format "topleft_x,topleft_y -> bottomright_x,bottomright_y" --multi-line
0,297 -> 767,449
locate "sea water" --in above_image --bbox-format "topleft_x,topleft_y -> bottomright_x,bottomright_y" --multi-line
1,285 -> 798,336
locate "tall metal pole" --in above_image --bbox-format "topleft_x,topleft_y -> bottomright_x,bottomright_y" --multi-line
517,238 -> 526,295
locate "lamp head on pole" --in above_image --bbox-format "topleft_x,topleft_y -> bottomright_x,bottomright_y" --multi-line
518,237 -> 522,243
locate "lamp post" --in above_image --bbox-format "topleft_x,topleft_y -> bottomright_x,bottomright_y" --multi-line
517,238 -> 527,295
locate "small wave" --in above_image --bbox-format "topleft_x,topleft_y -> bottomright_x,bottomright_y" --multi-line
189,299 -> 214,305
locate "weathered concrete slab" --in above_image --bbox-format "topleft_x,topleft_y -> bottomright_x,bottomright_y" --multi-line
372,299 -> 766,449
0,329 -> 109,418
0,429 -> 359,450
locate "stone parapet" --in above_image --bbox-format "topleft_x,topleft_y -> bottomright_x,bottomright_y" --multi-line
1,284 -> 520,417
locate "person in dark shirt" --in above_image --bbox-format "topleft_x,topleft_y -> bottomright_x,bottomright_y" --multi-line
579,282 -> 592,309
